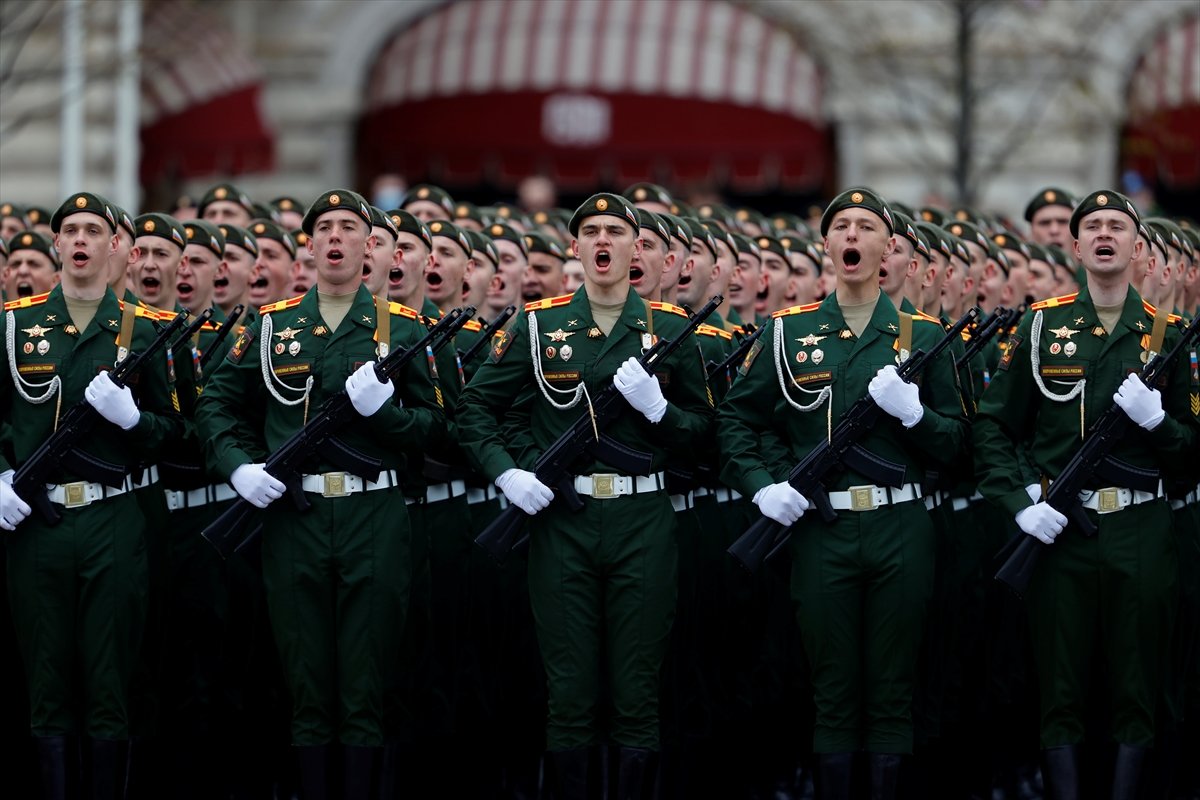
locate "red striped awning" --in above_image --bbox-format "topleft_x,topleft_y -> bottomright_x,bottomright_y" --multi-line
1123,13 -> 1200,186
357,0 -> 829,192
139,0 -> 273,182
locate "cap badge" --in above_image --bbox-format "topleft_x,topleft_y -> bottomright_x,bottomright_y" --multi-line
431,222 -> 443,233
329,194 -> 340,206
75,196 -> 87,208
491,225 -> 504,235
596,198 -> 609,211
215,188 -> 228,199
417,187 -> 430,199
1044,190 -> 1056,201
21,234 -> 32,245
255,224 -> 265,233
144,220 -> 155,232
758,237 -> 770,248
634,188 -> 647,200
1096,195 -> 1108,206
956,210 -> 968,220
851,192 -> 864,203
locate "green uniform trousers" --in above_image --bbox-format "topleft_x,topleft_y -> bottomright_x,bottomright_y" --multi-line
791,499 -> 934,754
528,490 -> 678,750
6,495 -> 148,738
1026,501 -> 1178,747
260,488 -> 411,746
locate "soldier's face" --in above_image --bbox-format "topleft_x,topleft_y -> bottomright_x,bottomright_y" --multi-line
360,227 -> 395,297
880,239 -> 915,297
177,245 -> 220,313
1073,210 -> 1139,278
710,239 -> 736,296
493,240 -> 528,307
1003,254 -> 1030,307
55,213 -> 117,287
523,252 -> 565,303
572,216 -> 639,292
203,201 -> 251,228
405,200 -> 450,223
466,254 -> 496,308
677,241 -> 715,308
215,246 -> 256,305
941,256 -> 968,311
1030,206 -> 1071,248
109,229 -> 136,291
4,250 -> 59,298
132,236 -> 183,307
1,216 -> 24,241
292,247 -> 317,296
563,258 -> 585,293
389,232 -> 430,304
824,209 -> 893,289
251,237 -> 294,307
760,251 -> 790,314
426,236 -> 469,305
963,242 -> 987,283
786,254 -> 820,305
309,211 -> 375,291
630,234 -> 665,300
1027,259 -> 1056,302
729,253 -> 763,310
660,239 -> 686,293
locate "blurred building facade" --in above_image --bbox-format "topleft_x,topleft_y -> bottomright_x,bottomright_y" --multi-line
0,0 -> 1196,218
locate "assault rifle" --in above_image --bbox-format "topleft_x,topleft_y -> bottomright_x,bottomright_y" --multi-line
474,296 -> 723,562
994,313 -> 1200,597
459,305 -> 517,366
706,324 -> 765,382
198,304 -> 245,371
13,308 -> 210,525
201,307 -> 471,558
727,307 -> 980,573
955,306 -> 1018,370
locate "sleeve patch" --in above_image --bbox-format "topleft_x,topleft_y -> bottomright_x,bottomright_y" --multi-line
738,336 -> 766,376
997,334 -> 1021,371
490,316 -> 519,363
227,326 -> 256,364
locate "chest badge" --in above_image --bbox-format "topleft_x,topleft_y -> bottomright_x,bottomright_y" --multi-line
275,343 -> 286,355
545,346 -> 556,359
275,326 -> 300,341
1064,342 -> 1077,357
819,323 -> 830,331
796,351 -> 808,364
839,329 -> 853,340
1049,326 -> 1078,339
560,344 -> 573,361
312,325 -> 329,337
37,340 -> 50,355
21,323 -> 50,338
1136,321 -> 1146,330
1074,317 -> 1086,326
64,324 -> 78,336
796,333 -> 826,347
1049,342 -> 1062,355
587,327 -> 602,338
811,349 -> 824,365
22,342 -> 33,354
289,341 -> 302,357
544,328 -> 576,342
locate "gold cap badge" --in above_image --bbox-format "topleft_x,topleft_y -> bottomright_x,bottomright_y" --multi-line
144,220 -> 155,232
255,223 -> 266,233
851,192 -> 863,203
329,194 -> 340,206
1044,190 -> 1056,202
596,199 -> 609,211
21,233 -> 32,245
1096,194 -> 1108,206
215,187 -> 228,199
417,188 -> 430,199
75,196 -> 88,208
430,222 -> 443,233
186,228 -> 195,239
634,188 -> 646,200
758,237 -> 770,248
956,210 -> 968,220
491,224 -> 504,235
737,209 -> 749,220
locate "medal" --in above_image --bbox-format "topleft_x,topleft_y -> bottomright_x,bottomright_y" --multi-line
289,341 -> 301,357
1064,342 -> 1076,357
37,340 -> 50,355
1049,342 -> 1062,355
796,351 -> 807,364
545,346 -> 556,359
22,342 -> 33,354
275,343 -> 285,355
812,349 -> 824,365
560,344 -> 573,361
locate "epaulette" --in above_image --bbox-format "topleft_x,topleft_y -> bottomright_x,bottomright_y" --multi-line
258,294 -> 305,315
117,299 -> 165,320
697,323 -> 733,340
385,301 -> 420,321
771,302 -> 822,319
960,329 -> 972,342
524,294 -> 573,312
1141,300 -> 1182,324
912,311 -> 943,324
649,301 -> 689,318
462,318 -> 483,332
1030,292 -> 1078,311
4,291 -> 52,311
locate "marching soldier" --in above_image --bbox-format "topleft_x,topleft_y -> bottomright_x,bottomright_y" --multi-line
247,219 -> 298,308
3,231 -> 60,301
2,192 -> 184,797
195,189 -> 444,797
974,190 -> 1197,799
458,192 -> 714,799
198,183 -> 254,228
718,188 -> 968,800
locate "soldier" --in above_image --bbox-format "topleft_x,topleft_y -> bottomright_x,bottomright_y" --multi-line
107,206 -> 139,298
385,210 -> 433,310
726,233 -> 765,331
521,230 -> 568,304
1024,188 -> 1076,250
465,229 -> 500,310
425,220 -> 473,315
131,213 -> 186,310
974,190 -> 1197,799
359,207 -> 398,299
247,219 -> 297,308
486,222 -> 529,320
291,229 -> 317,296
993,233 -> 1033,308
0,201 -> 26,241
703,221 -> 738,327
198,183 -> 254,228
213,224 -> 258,321
176,221 -> 224,316
271,196 -> 304,231
3,231 -> 60,300
657,212 -> 692,306
718,188 -> 968,800
624,182 -> 674,216
458,192 -> 714,799
675,219 -> 719,314
403,184 -> 455,224
781,236 -> 823,307
630,208 -> 673,302
757,234 -> 796,316
2,192 -> 183,797
563,257 -> 585,294
1024,243 -> 1059,304
195,189 -> 443,797
879,213 -> 928,312
453,201 -> 487,232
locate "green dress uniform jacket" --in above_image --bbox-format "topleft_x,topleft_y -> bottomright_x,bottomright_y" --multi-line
194,284 -> 444,746
973,286 -> 1197,748
718,291 -> 968,754
457,286 -> 713,750
2,285 -> 183,738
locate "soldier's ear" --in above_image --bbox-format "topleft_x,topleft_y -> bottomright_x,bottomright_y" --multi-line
1131,237 -> 1144,263
571,238 -> 579,259
882,235 -> 897,258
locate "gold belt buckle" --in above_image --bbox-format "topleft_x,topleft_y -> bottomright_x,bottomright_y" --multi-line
591,474 -> 618,499
848,485 -> 878,512
1097,487 -> 1121,514
63,481 -> 90,508
322,472 -> 348,498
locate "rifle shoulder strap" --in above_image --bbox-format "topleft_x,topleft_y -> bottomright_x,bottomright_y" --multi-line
898,311 -> 913,363
374,294 -> 390,359
116,300 -> 138,364
1148,303 -> 1170,360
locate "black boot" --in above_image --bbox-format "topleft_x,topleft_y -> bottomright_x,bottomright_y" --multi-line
868,753 -> 902,800
816,752 -> 854,800
296,745 -> 330,800
1041,745 -> 1081,800
611,747 -> 658,800
1111,743 -> 1148,800
343,745 -> 378,800
548,748 -> 591,800
35,737 -> 69,800
89,739 -> 126,800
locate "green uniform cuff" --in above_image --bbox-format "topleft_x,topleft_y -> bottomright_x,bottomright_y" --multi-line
997,488 -> 1033,520
744,469 -> 775,499
481,452 -> 518,484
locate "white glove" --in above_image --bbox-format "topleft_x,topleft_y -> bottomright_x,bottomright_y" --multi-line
230,463 -> 286,509
752,482 -> 810,526
1015,502 -> 1068,545
84,371 -> 140,430
1113,373 -> 1165,431
613,357 -> 668,423
868,365 -> 923,428
496,468 -> 554,515
1025,484 -> 1042,502
345,362 -> 395,417
1,470 -> 32,531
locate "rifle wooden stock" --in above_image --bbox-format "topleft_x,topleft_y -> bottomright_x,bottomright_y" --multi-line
201,307 -> 471,558
728,307 -> 980,574
994,314 -> 1200,597
474,296 -> 723,563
